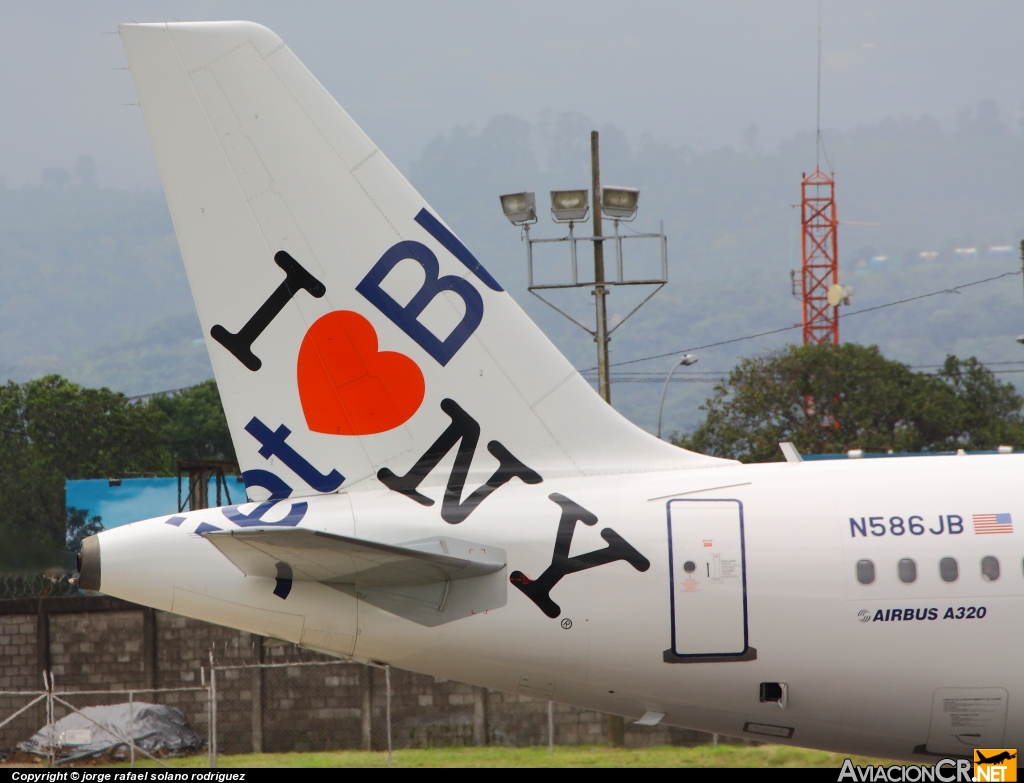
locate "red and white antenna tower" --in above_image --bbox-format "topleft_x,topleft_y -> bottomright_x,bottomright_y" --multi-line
799,3 -> 840,346
800,169 -> 839,345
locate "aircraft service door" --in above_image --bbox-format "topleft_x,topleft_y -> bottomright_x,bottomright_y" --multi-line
665,499 -> 753,662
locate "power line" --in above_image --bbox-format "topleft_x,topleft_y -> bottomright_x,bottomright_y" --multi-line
587,270 -> 1023,372
911,361 -> 1024,369
582,374 -> 726,384
126,384 -> 199,403
123,272 -> 1024,400
592,377 -> 721,384
580,370 -> 729,376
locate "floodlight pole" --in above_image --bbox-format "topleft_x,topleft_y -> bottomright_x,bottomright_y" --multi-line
591,131 -> 611,404
509,133 -> 666,405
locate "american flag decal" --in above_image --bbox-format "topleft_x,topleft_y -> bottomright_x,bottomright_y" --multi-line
972,513 -> 1014,534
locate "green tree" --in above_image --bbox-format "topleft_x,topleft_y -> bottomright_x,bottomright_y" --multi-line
678,344 -> 1024,463
21,375 -> 171,479
0,375 -> 174,570
149,379 -> 236,464
0,375 -> 238,571
0,380 -> 74,569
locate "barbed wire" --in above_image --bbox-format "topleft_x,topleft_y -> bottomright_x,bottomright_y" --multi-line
0,573 -> 81,601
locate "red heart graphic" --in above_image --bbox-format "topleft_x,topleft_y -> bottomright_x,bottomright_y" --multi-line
297,310 -> 425,435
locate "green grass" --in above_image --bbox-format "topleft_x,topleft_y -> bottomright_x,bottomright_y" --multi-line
122,744 -> 896,768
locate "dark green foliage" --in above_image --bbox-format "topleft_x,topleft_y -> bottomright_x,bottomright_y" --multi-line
0,376 -> 234,570
679,344 -> 1024,463
20,375 -> 171,480
149,379 -> 236,464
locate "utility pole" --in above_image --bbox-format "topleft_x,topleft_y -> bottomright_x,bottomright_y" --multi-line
591,131 -> 611,404
592,142 -> 624,746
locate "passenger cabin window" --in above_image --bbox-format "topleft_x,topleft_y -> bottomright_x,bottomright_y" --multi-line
898,558 -> 917,584
856,559 -> 875,585
939,557 -> 959,583
981,556 -> 1000,582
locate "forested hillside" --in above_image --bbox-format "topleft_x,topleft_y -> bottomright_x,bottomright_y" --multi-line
3,103 -> 1024,433
0,157 -> 206,394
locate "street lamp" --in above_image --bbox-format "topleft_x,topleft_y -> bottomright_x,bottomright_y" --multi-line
499,192 -> 537,225
657,354 -> 698,439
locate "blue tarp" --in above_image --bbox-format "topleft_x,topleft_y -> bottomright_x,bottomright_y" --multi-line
65,476 -> 245,529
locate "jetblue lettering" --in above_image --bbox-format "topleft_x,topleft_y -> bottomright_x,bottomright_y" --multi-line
378,398 -> 541,523
211,251 -> 325,371
222,498 -> 308,528
356,240 -> 484,366
849,514 -> 964,537
241,469 -> 293,501
245,417 -> 345,493
510,493 -> 650,619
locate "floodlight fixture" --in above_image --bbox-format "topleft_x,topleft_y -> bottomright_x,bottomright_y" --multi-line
601,186 -> 640,220
500,191 -> 537,225
550,189 -> 589,223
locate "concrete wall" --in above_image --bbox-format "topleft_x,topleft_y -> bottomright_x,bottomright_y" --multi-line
0,596 -> 712,754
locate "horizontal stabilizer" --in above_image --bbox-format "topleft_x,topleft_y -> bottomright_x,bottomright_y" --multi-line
202,528 -> 505,587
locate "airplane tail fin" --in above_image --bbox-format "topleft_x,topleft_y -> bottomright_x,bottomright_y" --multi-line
120,21 -> 731,501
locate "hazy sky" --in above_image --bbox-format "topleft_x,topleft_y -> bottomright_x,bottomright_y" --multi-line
3,1 -> 1024,189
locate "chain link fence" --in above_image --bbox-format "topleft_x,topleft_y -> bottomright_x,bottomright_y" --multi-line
3,651 -> 713,765
0,662 -> 391,767
0,687 -> 48,761
0,672 -> 211,766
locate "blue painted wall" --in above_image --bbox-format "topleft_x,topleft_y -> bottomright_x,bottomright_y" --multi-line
65,476 -> 246,529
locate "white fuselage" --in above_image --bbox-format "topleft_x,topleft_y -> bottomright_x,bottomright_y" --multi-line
95,453 -> 1024,760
